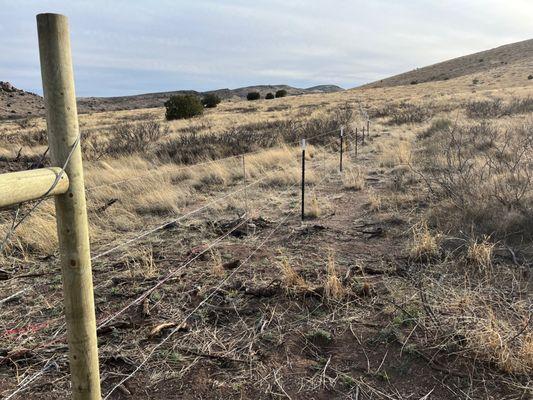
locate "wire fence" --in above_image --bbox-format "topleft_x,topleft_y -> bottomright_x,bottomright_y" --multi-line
0,121 -> 370,399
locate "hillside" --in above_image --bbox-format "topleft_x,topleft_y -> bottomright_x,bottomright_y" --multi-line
0,83 -> 343,119
0,81 -> 44,119
363,38 -> 533,88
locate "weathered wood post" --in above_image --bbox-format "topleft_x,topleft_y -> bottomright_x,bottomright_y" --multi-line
37,13 -> 101,400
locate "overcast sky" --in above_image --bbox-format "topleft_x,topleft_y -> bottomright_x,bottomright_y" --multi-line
1,0 -> 531,97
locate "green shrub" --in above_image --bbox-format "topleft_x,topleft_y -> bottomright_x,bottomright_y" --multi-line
275,89 -> 287,98
528,75 -> 533,80
265,92 -> 274,100
201,93 -> 221,108
247,92 -> 260,101
164,95 -> 203,120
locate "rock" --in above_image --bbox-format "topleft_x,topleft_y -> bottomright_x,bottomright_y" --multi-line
0,81 -> 17,92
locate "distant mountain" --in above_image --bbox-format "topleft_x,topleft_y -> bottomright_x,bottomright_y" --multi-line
305,85 -> 344,93
362,38 -> 533,88
0,82 -> 344,119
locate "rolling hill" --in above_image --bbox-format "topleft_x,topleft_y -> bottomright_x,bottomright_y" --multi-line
363,38 -> 533,88
0,83 -> 344,119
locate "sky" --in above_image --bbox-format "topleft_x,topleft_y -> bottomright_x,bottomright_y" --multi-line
1,0 -> 531,97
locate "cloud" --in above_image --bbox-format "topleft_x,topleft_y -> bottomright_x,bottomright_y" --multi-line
0,0 -> 530,96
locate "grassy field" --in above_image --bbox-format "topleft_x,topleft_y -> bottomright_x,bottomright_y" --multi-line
0,68 -> 531,399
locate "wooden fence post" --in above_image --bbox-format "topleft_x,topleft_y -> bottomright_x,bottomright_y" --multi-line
37,13 -> 101,400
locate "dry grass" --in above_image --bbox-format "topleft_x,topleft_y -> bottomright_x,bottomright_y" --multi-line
210,250 -> 225,278
278,257 -> 308,292
367,189 -> 382,212
305,195 -> 321,219
378,139 -> 411,168
465,237 -> 494,270
409,221 -> 440,261
324,251 -> 345,301
0,201 -> 58,256
124,245 -> 157,279
416,262 -> 533,376
342,165 -> 365,191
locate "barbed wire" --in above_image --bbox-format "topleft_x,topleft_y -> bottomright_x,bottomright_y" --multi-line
85,127 -> 339,193
90,173 -> 267,261
96,208 -> 262,330
102,200 -> 296,399
0,152 -> 326,360
49,154 -> 336,337
0,136 -> 340,400
0,135 -> 80,255
2,358 -> 57,400
94,153 -> 344,330
102,163 -> 337,399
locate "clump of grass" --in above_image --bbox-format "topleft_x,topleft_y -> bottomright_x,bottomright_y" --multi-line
210,250 -> 225,277
409,221 -> 440,261
465,237 -> 494,270
193,164 -> 230,188
134,189 -> 183,216
468,316 -> 533,374
125,245 -> 157,278
342,166 -> 365,191
5,202 -> 58,256
419,261 -> 533,377
324,252 -> 345,301
278,257 -> 308,292
305,195 -> 321,219
378,140 -> 411,168
367,190 -> 382,212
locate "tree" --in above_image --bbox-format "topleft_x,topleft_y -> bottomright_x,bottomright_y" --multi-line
164,95 -> 203,120
202,93 -> 221,108
265,93 -> 274,99
275,89 -> 287,98
247,92 -> 261,101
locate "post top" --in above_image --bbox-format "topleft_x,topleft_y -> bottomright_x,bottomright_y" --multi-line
36,13 -> 68,21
